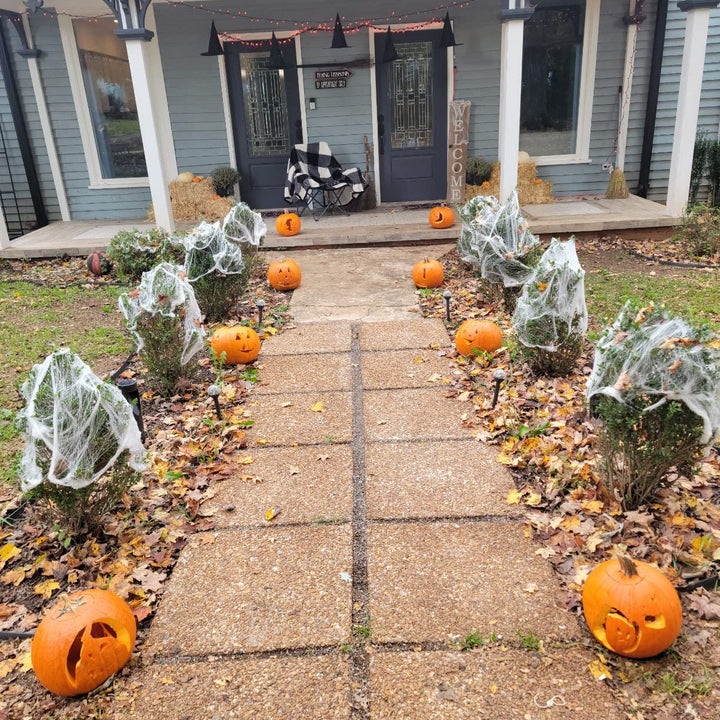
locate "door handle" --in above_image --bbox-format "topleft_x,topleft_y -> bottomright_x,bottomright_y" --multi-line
378,114 -> 385,155
295,119 -> 303,143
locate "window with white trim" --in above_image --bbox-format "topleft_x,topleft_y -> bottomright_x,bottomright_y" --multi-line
520,0 -> 598,164
71,18 -> 147,179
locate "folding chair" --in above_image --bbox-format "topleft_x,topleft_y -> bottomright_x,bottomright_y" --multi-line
284,142 -> 367,221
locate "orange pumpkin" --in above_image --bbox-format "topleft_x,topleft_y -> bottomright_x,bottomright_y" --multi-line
31,589 -> 136,697
211,325 -> 260,364
582,556 -> 682,659
454,319 -> 503,356
412,258 -> 444,288
275,212 -> 301,237
428,206 -> 455,229
267,258 -> 301,290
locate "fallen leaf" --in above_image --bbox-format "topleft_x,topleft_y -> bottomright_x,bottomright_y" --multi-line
33,579 -> 60,599
238,455 -> 254,465
265,506 -> 282,521
311,401 -> 325,412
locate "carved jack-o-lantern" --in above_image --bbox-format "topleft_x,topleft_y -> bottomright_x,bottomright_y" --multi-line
275,212 -> 301,237
267,259 -> 301,290
412,258 -> 444,289
454,319 -> 503,356
31,589 -> 136,697
582,556 -> 683,659
211,325 -> 261,364
428,206 -> 455,228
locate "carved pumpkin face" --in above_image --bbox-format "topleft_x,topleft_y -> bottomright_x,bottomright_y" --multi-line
211,325 -> 261,365
428,206 -> 455,228
582,556 -> 682,659
31,589 -> 136,697
267,259 -> 301,290
412,258 -> 444,289
454,319 -> 503,356
275,213 -> 301,237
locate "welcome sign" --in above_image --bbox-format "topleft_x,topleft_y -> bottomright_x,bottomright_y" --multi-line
447,100 -> 471,203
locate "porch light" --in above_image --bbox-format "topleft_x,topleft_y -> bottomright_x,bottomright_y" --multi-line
443,290 -> 452,322
208,384 -> 223,421
439,12 -> 463,48
491,369 -> 506,409
200,20 -> 224,57
330,13 -> 349,49
268,32 -> 286,69
381,26 -> 399,63
256,298 -> 266,326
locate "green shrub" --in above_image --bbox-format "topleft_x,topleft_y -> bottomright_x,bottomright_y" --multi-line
672,205 -> 720,261
466,157 -> 493,186
107,228 -> 183,283
587,302 -> 720,509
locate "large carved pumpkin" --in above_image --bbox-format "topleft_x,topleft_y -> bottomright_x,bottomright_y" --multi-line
454,319 -> 503,356
412,258 -> 444,289
428,206 -> 455,229
267,259 -> 301,290
31,589 -> 136,697
582,556 -> 683,659
275,212 -> 301,237
211,325 -> 260,364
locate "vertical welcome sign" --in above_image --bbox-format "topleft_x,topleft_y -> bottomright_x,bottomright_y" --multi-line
447,100 -> 471,204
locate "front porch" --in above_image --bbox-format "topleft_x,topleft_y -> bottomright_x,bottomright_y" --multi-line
0,195 -> 680,259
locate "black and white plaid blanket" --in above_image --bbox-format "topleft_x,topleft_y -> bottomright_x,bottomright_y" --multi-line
284,142 -> 367,206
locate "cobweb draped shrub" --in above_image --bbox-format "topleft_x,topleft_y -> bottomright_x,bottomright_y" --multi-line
513,237 -> 588,376
586,302 -> 720,509
17,349 -> 146,531
107,228 -> 182,283
181,220 -> 247,321
457,191 -> 540,311
119,263 -> 205,393
222,202 -> 267,253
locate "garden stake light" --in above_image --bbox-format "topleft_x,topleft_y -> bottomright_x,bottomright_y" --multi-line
443,290 -> 452,322
492,368 -> 506,408
208,384 -> 222,420
256,297 -> 266,326
117,378 -> 146,442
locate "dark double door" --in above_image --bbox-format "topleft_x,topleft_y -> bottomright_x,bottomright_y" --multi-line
375,29 -> 448,202
224,40 -> 302,209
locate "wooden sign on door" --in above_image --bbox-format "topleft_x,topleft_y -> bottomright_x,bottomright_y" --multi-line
447,100 -> 471,204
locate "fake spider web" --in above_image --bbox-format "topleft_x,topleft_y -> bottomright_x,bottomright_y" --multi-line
586,302 -> 720,446
118,262 -> 205,364
457,191 -> 540,287
222,202 -> 267,250
180,221 -> 246,282
513,237 -> 588,351
17,348 -> 146,492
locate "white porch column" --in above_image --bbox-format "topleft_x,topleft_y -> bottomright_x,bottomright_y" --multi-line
498,3 -> 534,202
0,205 -> 10,250
666,1 -> 719,216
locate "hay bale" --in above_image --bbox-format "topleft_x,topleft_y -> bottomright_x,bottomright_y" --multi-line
464,161 -> 554,204
169,178 -> 234,221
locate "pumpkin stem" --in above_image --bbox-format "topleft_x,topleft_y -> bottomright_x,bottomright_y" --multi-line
618,555 -> 639,578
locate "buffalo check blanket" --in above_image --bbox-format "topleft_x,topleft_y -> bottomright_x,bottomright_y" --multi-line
284,142 -> 367,206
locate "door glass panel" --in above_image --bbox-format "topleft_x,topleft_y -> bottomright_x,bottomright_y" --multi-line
240,54 -> 290,157
390,42 -> 433,149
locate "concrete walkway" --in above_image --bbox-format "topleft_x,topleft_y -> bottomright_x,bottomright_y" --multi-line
120,249 -> 625,719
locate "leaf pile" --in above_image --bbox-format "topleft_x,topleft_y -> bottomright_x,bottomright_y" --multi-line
418,247 -> 720,718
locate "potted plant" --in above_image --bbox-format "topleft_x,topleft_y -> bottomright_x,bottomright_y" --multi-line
210,166 -> 240,197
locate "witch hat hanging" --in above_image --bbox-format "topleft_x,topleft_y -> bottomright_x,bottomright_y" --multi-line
331,13 -> 349,49
201,20 -> 224,56
382,26 -> 399,63
439,12 -> 462,48
268,32 -> 286,69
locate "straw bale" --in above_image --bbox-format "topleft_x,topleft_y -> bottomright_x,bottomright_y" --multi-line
465,161 -> 554,204
148,178 -> 235,222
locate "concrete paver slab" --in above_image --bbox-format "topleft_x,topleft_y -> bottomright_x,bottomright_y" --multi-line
369,648 -> 624,720
291,305 -> 420,323
365,440 -> 516,519
364,388 -> 472,441
368,522 -> 579,644
147,526 -> 352,655
261,322 -> 352,355
254,353 -> 352,394
361,348 -> 459,390
127,655 -> 350,720
359,319 -> 451,350
246,391 -> 352,445
204,445 -> 353,526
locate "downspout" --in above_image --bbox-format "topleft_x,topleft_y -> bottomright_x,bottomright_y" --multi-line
636,0 -> 669,197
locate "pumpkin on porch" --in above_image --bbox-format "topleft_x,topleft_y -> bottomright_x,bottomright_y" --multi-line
30,589 -> 136,697
210,325 -> 260,365
267,259 -> 302,290
412,258 -> 444,288
428,206 -> 455,229
582,556 -> 682,659
454,319 -> 503,356
275,212 -> 301,237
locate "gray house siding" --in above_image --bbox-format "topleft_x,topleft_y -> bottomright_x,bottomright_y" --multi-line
27,13 -> 151,220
